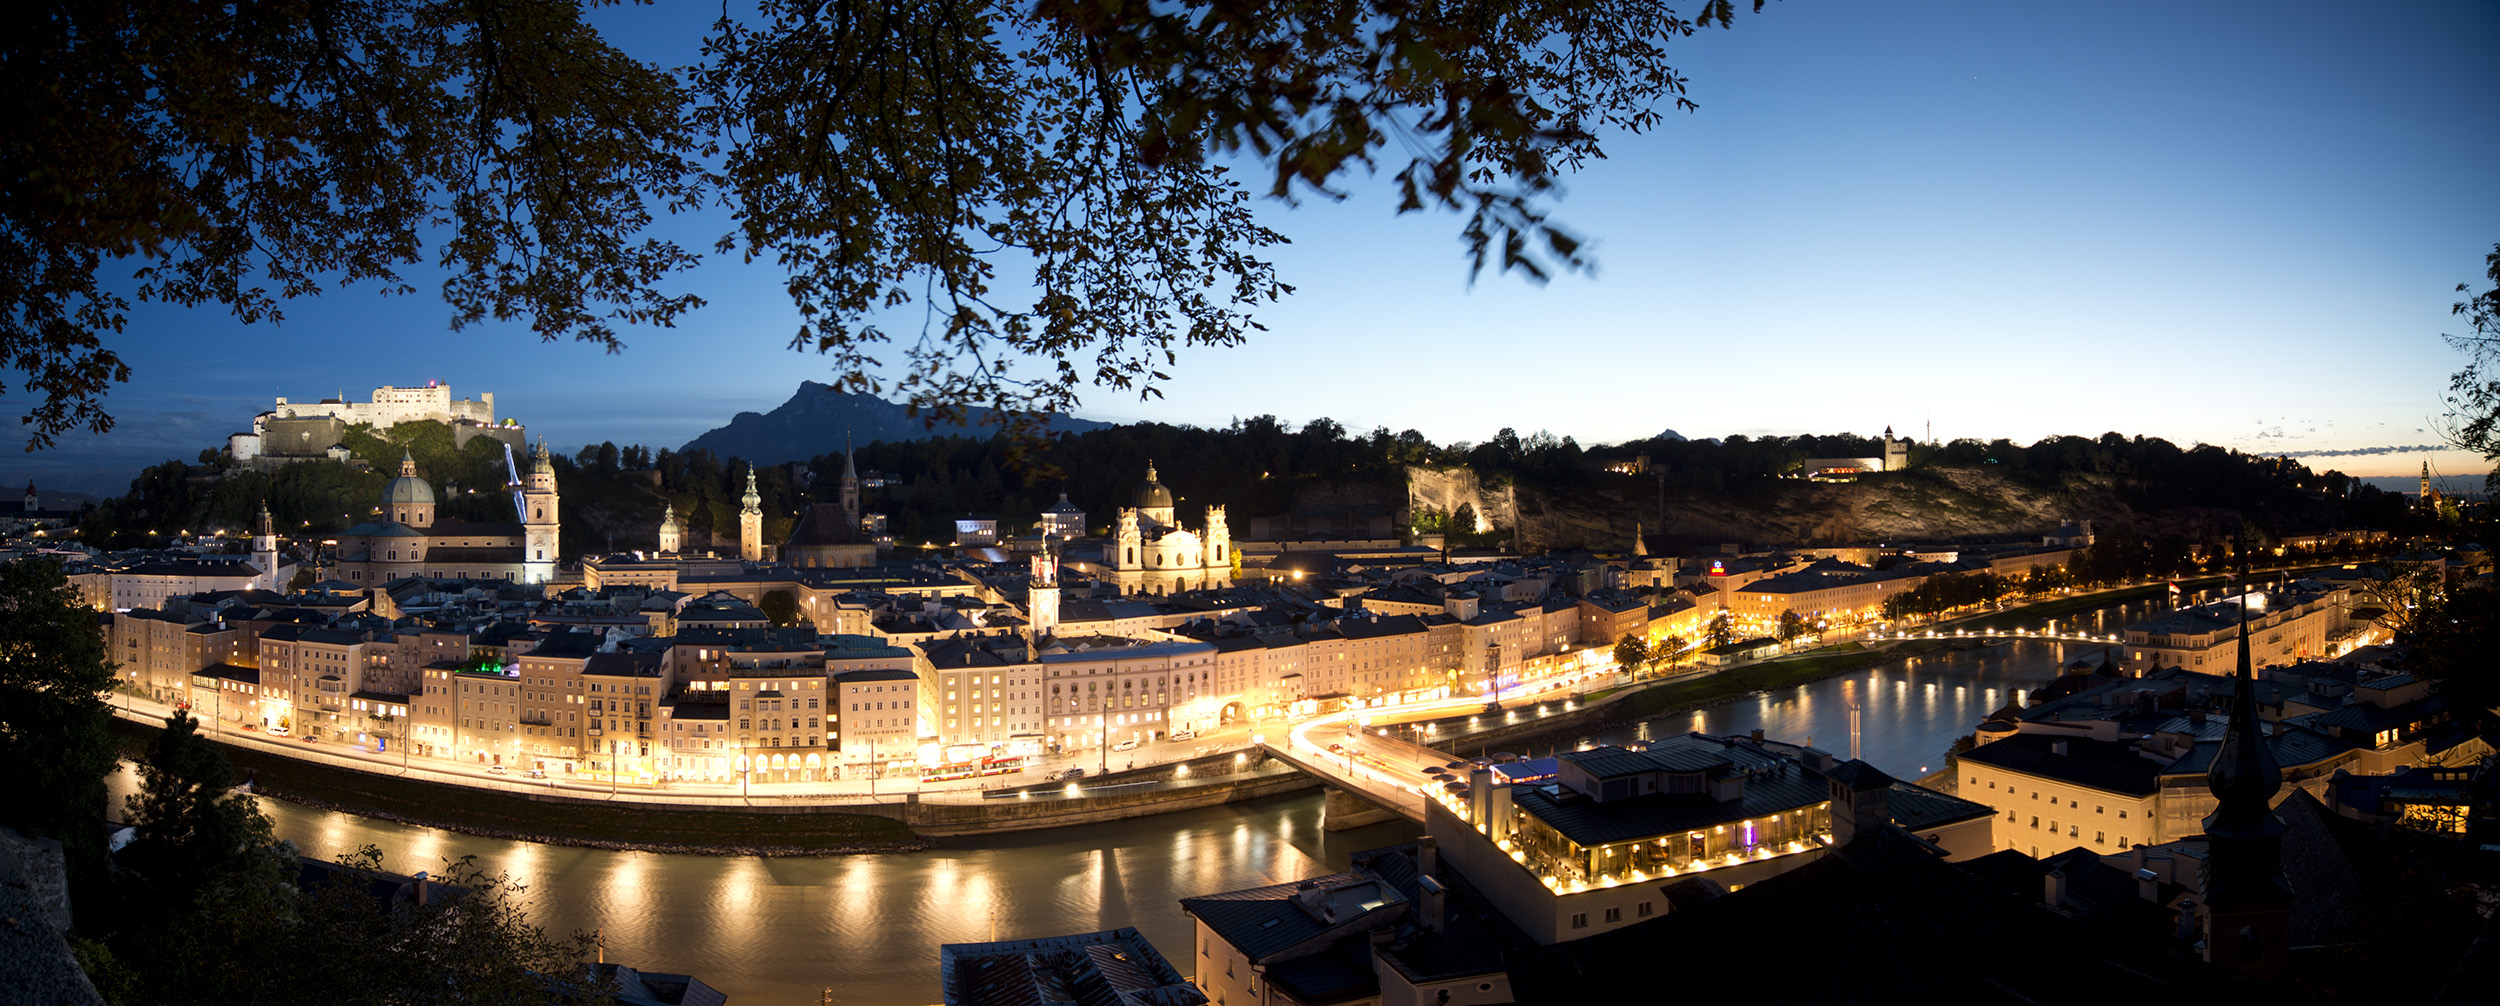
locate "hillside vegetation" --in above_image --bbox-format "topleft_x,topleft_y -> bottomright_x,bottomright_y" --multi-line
78,417 -> 2435,557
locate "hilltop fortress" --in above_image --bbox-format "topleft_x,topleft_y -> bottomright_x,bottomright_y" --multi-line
228,382 -> 523,466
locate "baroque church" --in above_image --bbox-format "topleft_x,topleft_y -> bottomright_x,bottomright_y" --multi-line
327,445 -> 559,585
1068,461 -> 1231,595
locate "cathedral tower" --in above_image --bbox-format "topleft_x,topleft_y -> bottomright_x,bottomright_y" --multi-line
739,469 -> 764,562
522,440 -> 560,584
1205,504 -> 1229,571
657,504 -> 682,555
253,500 -> 280,592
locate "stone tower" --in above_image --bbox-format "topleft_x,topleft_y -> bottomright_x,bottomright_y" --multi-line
2421,461 -> 2434,504
1114,508 -> 1143,571
1882,426 -> 1911,472
1027,543 -> 1060,643
657,503 -> 682,554
2198,568 -> 2293,980
522,440 -> 560,585
1205,503 -> 1230,571
253,500 -> 281,592
739,469 -> 764,562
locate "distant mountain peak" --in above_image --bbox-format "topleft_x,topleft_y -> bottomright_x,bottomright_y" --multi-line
680,385 -> 1112,465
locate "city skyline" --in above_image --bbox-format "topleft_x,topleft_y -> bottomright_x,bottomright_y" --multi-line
12,0 -> 2497,495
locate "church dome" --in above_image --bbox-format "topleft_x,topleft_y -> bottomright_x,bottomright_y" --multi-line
1134,462 -> 1174,509
382,451 -> 435,507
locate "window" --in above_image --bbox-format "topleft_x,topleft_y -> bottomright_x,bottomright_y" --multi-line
2118,810 -> 2128,819
2096,805 -> 2105,814
2029,816 -> 2039,829
1603,907 -> 1621,923
2096,831 -> 2106,844
1636,901 -> 1653,917
1570,913 -> 1588,929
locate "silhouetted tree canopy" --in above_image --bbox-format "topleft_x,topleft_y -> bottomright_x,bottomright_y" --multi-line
4,0 -> 1771,447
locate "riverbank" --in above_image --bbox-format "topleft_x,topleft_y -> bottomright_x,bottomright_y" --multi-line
110,717 -> 931,855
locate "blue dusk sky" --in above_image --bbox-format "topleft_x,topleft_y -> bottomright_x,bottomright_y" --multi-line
12,0 -> 2498,497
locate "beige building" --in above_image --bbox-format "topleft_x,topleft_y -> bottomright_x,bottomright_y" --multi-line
2121,582 -> 2358,673
1039,638 -> 1217,754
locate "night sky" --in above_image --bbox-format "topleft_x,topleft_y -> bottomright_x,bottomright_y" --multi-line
15,0 -> 2498,497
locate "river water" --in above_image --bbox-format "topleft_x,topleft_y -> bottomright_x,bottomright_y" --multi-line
118,594 -> 2162,1005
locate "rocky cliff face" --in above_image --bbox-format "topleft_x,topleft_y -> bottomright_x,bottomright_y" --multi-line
1406,466 -> 1517,534
1420,466 -> 2277,553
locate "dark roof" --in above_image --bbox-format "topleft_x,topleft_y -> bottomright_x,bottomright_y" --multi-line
786,503 -> 870,546
1885,781 -> 1997,831
1178,873 -> 1402,963
1513,761 -> 1831,847
938,928 -> 1205,1006
1958,734 -> 2163,796
834,668 -> 919,683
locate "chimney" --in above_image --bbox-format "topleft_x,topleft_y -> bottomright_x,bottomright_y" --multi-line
2050,739 -> 2070,757
1417,875 -> 1448,933
2045,868 -> 2069,908
412,870 -> 431,907
1750,728 -> 1764,744
2137,866 -> 2162,903
1418,835 -> 1439,877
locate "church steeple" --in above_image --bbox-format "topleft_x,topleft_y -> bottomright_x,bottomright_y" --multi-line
839,431 -> 860,526
252,500 -> 280,592
2198,557 -> 2292,979
400,450 -> 418,477
738,468 -> 764,562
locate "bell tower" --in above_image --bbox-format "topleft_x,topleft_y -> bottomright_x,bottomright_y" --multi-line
1027,543 -> 1061,643
522,440 -> 560,584
739,469 -> 764,562
253,501 -> 281,592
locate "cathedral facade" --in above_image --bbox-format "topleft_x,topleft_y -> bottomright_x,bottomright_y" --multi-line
1104,462 -> 1230,595
328,446 -> 560,585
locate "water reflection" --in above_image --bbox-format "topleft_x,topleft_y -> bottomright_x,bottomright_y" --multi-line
1569,638 -> 2094,778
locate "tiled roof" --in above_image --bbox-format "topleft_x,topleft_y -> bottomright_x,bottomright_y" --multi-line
1957,734 -> 2162,796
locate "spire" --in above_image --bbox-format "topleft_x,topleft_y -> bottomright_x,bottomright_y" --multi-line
2198,552 -> 2292,975
531,438 -> 554,475
843,431 -> 858,481
1631,523 -> 1647,558
741,469 -> 762,515
399,450 -> 417,477
255,500 -> 274,537
1145,459 -> 1159,483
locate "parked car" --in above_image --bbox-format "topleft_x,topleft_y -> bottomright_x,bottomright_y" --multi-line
525,768 -> 546,779
488,764 -> 507,775
266,725 -> 289,737
1058,767 -> 1087,781
299,735 -> 318,744
1112,738 -> 1141,752
1168,729 -> 1197,742
240,723 -> 258,731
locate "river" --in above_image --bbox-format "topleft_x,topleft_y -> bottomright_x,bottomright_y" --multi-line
115,593 -> 2164,1004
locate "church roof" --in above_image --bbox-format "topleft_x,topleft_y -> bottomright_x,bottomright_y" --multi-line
1134,461 -> 1174,509
785,503 -> 869,546
383,451 -> 436,507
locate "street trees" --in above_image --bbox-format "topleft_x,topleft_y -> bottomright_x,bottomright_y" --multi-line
1613,633 -> 1651,678
1776,610 -> 1808,646
6,0 -> 1772,447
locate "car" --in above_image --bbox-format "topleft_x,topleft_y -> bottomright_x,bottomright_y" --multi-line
488,764 -> 508,775
1112,738 -> 1141,752
525,768 -> 546,779
1058,768 -> 1087,781
1168,729 -> 1197,742
267,725 -> 290,737
241,722 -> 258,731
299,735 -> 318,744
1327,743 -> 1346,754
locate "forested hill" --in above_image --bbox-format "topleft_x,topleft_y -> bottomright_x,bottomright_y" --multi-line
73,419 -> 2436,558
678,382 -> 1113,466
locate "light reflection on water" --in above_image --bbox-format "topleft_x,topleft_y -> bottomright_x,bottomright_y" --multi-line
106,764 -> 1417,1005
98,597 -> 2161,1003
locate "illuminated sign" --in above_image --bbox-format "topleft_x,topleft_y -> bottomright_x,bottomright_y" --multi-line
1709,560 -> 1727,576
